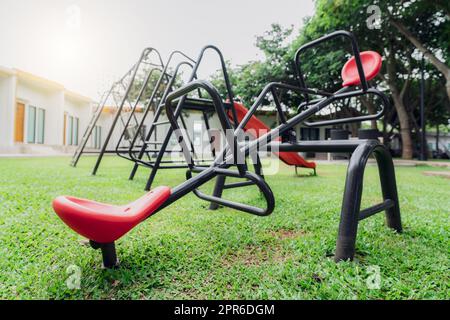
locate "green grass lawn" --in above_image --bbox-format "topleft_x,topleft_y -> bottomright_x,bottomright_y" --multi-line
0,156 -> 448,300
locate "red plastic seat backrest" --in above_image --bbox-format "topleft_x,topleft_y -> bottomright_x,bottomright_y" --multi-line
341,51 -> 382,87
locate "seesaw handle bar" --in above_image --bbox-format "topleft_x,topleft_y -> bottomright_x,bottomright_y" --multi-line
158,80 -> 274,216
295,30 -> 369,93
302,87 -> 389,127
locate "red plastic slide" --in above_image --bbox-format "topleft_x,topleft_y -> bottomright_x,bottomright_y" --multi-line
228,102 -> 316,172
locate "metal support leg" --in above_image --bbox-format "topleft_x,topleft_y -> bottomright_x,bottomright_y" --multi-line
334,159 -> 363,262
145,161 -> 160,191
129,106 -> 164,181
202,110 -> 216,159
334,141 -> 402,262
209,175 -> 226,210
253,153 -> 264,178
129,160 -> 141,181
144,126 -> 174,191
374,146 -> 402,232
90,241 -> 119,269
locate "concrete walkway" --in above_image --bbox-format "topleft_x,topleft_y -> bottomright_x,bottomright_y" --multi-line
394,160 -> 450,168
0,153 -> 449,169
0,153 -> 70,158
423,171 -> 450,179
314,159 -> 450,168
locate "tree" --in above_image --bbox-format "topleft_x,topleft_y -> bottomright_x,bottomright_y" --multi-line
211,24 -> 296,108
388,0 -> 450,101
213,1 -> 449,159
286,0 -> 449,159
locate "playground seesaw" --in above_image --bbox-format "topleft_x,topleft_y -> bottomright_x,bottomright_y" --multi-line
53,31 -> 402,268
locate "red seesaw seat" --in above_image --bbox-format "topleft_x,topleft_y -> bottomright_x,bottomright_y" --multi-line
53,186 -> 171,243
341,51 -> 382,87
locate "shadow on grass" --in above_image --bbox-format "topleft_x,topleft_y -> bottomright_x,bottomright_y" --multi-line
294,173 -> 317,178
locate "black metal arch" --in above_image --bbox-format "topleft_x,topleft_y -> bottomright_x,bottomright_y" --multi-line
78,31 -> 404,268
335,140 -> 402,261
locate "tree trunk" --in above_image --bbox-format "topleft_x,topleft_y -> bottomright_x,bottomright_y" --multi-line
360,97 -> 378,130
383,51 -> 414,159
391,93 -> 414,159
350,122 -> 359,137
436,125 -> 440,153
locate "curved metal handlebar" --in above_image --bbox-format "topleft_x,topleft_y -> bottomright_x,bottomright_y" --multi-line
127,60 -> 197,163
144,47 -> 165,68
295,30 -> 368,93
167,50 -> 196,64
164,80 -> 246,174
115,67 -> 161,157
187,169 -> 275,217
119,47 -> 164,83
189,45 -> 239,126
163,80 -> 274,216
302,88 -> 390,127
234,81 -> 388,132
234,82 -> 332,134
217,81 -> 390,163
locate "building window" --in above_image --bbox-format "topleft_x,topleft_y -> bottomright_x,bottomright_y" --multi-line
73,117 -> 79,146
68,116 -> 73,145
27,106 -> 45,144
27,106 -> 36,143
193,122 -> 203,147
93,126 -> 102,149
37,108 -> 45,144
67,115 -> 80,146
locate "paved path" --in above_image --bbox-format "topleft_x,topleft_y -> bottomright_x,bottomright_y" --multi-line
1,154 -> 449,169
0,154 -> 69,158
394,160 -> 450,168
315,159 -> 450,168
422,171 -> 450,179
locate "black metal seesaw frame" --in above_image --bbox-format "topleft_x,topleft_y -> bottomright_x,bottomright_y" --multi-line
124,51 -> 216,175
166,79 -> 403,261
91,31 -> 403,267
131,45 -> 265,193
268,140 -> 402,260
206,30 -> 387,209
209,31 -> 401,261
91,47 -> 165,175
90,78 -> 402,267
89,80 -> 275,268
155,33 -> 402,263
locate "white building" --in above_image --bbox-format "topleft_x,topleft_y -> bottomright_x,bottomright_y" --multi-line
0,65 -> 368,160
0,66 -> 101,154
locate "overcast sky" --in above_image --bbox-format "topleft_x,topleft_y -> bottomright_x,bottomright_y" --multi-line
0,0 -> 315,99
